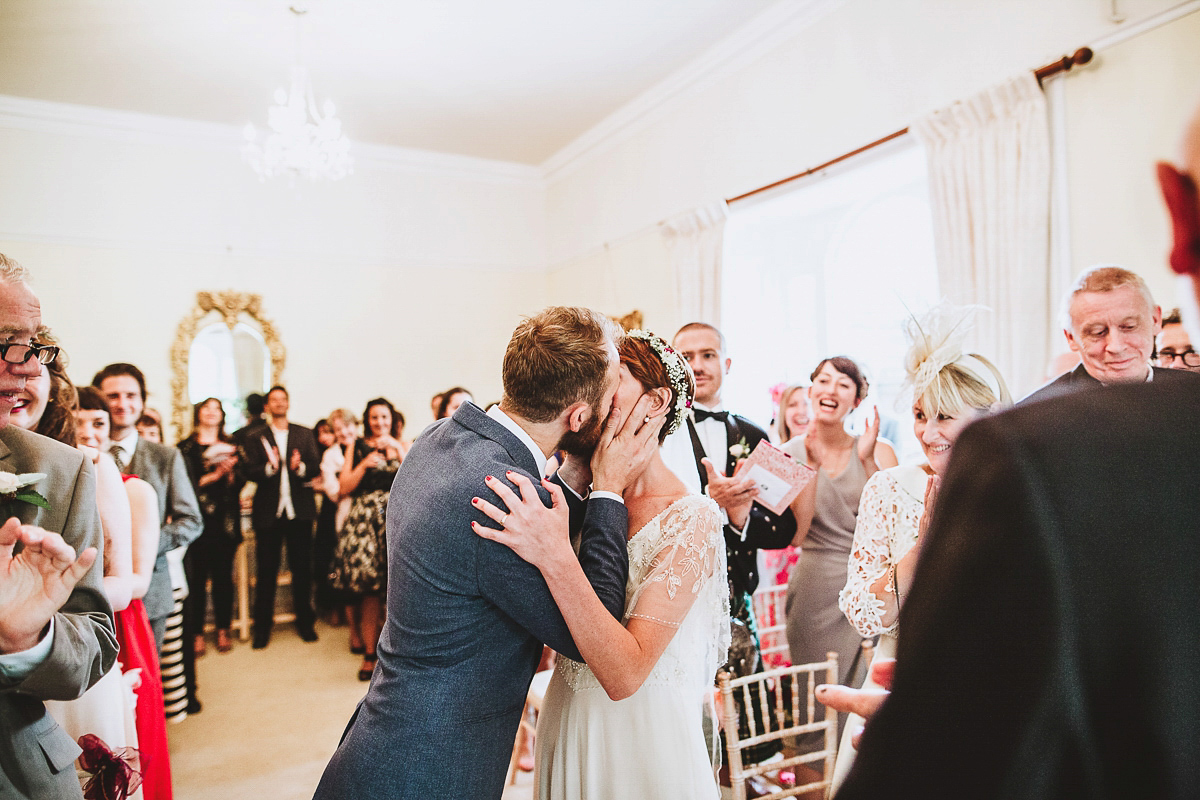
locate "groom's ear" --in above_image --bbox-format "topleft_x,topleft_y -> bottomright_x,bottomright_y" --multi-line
563,400 -> 592,433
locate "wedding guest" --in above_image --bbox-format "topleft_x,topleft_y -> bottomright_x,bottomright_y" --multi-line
331,398 -> 404,680
231,392 -> 266,445
775,382 -> 810,444
137,413 -> 163,444
310,418 -> 340,622
831,306 -> 1011,789
1157,308 -> 1199,371
659,322 -> 800,767
92,363 -> 203,649
178,398 -> 244,655
317,410 -> 357,629
11,352 -> 148,793
436,387 -> 473,420
240,385 -> 321,649
429,390 -> 444,421
1022,266 -> 1199,403
74,386 -> 173,800
825,105 -> 1200,798
782,356 -> 897,734
0,255 -> 115,800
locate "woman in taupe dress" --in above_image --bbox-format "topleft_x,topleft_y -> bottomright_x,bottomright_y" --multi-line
782,356 -> 897,736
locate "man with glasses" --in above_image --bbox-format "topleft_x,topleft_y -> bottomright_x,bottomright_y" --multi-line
1156,308 -> 1200,372
0,253 -> 118,800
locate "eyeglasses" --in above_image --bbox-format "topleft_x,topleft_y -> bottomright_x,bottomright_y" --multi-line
1156,347 -> 1200,368
0,342 -> 60,365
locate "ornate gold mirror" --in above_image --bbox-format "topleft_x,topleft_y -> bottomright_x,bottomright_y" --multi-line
170,291 -> 285,440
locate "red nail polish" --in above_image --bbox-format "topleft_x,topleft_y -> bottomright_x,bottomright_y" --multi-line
486,475 -> 494,482
472,497 -> 479,504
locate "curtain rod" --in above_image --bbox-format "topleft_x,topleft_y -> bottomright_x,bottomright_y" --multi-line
726,47 -> 1094,205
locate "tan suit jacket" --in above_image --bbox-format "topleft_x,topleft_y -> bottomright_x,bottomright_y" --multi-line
0,426 -> 117,800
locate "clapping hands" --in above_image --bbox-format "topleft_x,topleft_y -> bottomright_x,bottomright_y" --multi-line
0,517 -> 97,654
702,458 -> 757,529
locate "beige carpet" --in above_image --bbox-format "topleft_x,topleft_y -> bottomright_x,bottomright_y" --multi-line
168,621 -> 533,800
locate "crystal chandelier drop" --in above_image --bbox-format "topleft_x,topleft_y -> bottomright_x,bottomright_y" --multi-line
242,6 -> 352,183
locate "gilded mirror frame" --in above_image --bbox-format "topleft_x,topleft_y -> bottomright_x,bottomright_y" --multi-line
170,291 -> 286,441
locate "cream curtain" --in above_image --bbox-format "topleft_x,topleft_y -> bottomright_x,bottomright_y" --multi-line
661,202 -> 728,327
913,73 -> 1052,397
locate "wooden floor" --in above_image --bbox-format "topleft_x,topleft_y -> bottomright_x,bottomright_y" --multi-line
168,620 -> 533,800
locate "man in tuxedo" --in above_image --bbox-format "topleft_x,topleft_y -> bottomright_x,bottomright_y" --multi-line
314,306 -> 657,800
240,385 -> 321,648
93,362 -> 202,649
1022,265 -> 1199,404
660,322 -> 798,621
828,99 -> 1200,799
0,254 -> 118,800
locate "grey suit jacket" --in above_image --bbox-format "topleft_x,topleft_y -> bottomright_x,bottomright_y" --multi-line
315,402 -> 629,800
125,437 -> 202,623
0,426 -> 118,800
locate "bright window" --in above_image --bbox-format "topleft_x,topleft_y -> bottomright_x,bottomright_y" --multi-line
721,141 -> 939,461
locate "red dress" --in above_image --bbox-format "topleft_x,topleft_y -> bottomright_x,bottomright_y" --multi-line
116,473 -> 173,800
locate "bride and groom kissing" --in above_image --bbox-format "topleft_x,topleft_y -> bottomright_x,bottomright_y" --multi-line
314,306 -> 729,800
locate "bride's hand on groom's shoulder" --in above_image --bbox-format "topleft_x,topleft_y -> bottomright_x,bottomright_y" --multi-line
590,394 -> 665,496
472,471 -> 573,571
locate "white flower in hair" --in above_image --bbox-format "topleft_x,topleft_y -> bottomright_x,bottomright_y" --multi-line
626,329 -> 694,436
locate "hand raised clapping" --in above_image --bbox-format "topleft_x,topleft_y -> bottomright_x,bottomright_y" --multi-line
0,517 -> 98,654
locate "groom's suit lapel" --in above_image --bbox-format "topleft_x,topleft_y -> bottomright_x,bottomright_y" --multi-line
452,402 -> 540,476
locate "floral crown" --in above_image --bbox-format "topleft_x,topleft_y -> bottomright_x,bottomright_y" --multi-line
626,329 -> 693,436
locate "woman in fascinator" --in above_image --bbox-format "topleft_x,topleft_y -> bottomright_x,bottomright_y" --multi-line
830,303 -> 1012,788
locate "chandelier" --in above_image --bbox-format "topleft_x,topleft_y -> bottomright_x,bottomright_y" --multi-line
242,6 -> 352,183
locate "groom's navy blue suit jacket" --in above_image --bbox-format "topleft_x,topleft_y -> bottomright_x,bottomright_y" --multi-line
314,402 -> 629,800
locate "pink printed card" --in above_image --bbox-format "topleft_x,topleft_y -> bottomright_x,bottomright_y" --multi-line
741,440 -> 816,515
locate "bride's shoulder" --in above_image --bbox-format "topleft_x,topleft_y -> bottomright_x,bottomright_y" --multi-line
659,494 -> 722,535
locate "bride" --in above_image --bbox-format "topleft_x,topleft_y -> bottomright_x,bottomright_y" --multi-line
473,330 -> 729,800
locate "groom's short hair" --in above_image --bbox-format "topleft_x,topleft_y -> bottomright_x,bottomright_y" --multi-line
502,306 -> 621,423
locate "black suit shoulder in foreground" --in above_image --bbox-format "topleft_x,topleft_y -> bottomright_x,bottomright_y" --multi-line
838,379 -> 1200,799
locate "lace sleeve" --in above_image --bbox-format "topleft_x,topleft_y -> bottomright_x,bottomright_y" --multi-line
838,472 -> 904,637
625,496 -> 724,630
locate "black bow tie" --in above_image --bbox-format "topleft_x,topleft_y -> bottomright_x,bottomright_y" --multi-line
693,409 -> 729,424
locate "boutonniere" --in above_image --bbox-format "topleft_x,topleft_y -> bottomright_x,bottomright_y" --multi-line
0,471 -> 50,510
729,436 -> 751,462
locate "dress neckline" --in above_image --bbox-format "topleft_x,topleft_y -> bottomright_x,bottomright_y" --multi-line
627,494 -> 711,545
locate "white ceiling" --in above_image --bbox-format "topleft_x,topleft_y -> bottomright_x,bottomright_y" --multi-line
0,0 -> 785,165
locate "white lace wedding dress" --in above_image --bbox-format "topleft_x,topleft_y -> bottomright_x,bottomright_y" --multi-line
534,494 -> 730,800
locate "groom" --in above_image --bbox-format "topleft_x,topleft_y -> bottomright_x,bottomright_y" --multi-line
314,306 -> 660,800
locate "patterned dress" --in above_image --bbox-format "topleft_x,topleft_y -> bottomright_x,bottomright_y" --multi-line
329,440 -> 401,596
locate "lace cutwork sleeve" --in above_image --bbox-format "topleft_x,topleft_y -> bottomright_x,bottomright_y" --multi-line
838,472 -> 912,638
625,496 -> 723,630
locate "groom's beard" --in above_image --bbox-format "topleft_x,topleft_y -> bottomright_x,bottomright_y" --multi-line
556,406 -> 606,458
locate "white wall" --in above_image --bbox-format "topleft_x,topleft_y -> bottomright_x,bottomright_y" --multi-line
1062,7 -> 1200,311
0,110 -> 548,438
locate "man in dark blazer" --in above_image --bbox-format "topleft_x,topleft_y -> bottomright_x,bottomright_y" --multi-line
829,99 -> 1200,799
661,322 -> 798,618
0,256 -> 117,800
93,362 -> 203,649
314,306 -> 654,800
1022,265 -> 1199,404
240,385 -> 321,648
